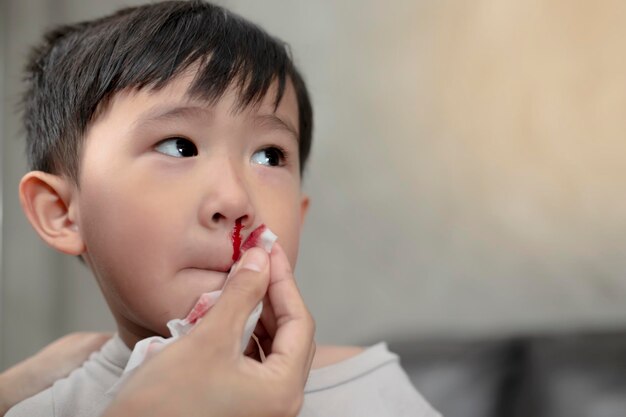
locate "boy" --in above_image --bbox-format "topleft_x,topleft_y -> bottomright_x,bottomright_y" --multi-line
7,1 -> 441,416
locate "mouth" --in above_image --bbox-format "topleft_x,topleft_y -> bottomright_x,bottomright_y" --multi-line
190,263 -> 232,274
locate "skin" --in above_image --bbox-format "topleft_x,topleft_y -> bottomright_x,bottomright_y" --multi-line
16,68 -> 361,415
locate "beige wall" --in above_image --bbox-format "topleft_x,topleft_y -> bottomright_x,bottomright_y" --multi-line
3,0 -> 626,368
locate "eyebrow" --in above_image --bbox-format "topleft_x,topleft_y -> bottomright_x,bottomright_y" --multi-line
253,114 -> 299,143
133,105 -> 212,129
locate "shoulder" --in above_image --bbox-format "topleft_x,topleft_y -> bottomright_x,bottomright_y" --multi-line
302,343 -> 442,417
5,388 -> 53,417
312,345 -> 365,369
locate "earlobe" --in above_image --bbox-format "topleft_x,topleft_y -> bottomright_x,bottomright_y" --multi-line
19,171 -> 85,255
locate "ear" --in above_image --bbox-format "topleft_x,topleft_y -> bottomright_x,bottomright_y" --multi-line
19,171 -> 85,255
299,194 -> 310,229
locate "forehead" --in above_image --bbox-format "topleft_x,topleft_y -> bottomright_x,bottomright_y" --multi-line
97,68 -> 299,136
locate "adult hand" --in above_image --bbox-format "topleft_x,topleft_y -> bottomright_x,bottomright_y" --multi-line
103,244 -> 316,417
0,332 -> 111,416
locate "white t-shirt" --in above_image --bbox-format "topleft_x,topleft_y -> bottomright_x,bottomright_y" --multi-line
7,335 -> 441,417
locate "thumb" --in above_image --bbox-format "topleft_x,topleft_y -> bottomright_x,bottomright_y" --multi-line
194,247 -> 270,348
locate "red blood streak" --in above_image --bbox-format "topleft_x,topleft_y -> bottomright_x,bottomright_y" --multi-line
231,218 -> 244,261
241,224 -> 266,252
184,293 -> 216,324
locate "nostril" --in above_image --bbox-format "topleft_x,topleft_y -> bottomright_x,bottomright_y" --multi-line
212,212 -> 224,223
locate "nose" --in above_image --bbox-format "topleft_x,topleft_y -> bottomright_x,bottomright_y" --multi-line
198,158 -> 255,230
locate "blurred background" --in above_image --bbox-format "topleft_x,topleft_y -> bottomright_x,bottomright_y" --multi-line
2,1 -> 626,416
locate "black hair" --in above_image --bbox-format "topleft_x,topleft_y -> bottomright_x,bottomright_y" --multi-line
22,0 -> 313,182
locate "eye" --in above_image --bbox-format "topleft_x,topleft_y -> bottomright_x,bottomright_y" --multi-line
251,147 -> 286,167
154,137 -> 198,158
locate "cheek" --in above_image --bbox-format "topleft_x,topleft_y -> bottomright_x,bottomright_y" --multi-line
80,183 -> 157,255
76,177 -> 179,305
281,230 -> 301,268
77,186 -> 184,333
258,195 -> 302,267
78,170 -> 189,257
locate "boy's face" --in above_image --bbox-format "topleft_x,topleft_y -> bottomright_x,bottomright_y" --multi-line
71,71 -> 308,345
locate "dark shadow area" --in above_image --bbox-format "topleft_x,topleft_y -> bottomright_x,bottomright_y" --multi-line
385,331 -> 626,417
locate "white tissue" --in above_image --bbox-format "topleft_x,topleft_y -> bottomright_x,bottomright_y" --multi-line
257,228 -> 277,253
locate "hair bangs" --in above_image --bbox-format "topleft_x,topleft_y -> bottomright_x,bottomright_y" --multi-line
22,0 -> 312,182
107,2 -> 290,114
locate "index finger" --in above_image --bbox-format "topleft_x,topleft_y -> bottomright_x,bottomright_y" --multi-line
265,243 -> 315,378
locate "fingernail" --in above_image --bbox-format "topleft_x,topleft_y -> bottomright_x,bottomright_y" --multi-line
241,248 -> 267,272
